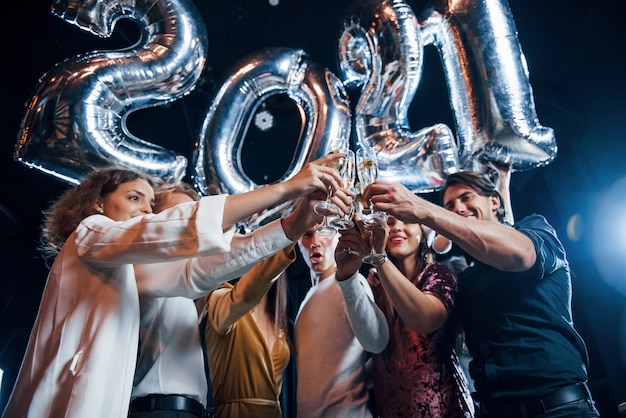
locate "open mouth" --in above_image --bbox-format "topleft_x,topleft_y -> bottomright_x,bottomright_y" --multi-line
310,251 -> 323,263
389,235 -> 406,245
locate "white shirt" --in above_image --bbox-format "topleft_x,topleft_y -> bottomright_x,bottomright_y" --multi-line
3,195 -> 233,418
294,272 -> 389,418
131,220 -> 293,405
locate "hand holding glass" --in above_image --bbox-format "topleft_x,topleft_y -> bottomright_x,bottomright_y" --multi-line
356,146 -> 387,225
313,151 -> 346,236
330,149 -> 355,230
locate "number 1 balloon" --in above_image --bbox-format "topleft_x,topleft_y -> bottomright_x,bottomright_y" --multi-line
419,0 -> 557,171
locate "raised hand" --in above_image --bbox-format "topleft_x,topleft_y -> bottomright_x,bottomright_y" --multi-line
335,226 -> 369,281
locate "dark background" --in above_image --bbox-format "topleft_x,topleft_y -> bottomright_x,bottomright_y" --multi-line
2,0 -> 626,416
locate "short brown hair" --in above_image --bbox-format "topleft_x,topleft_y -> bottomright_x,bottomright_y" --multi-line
440,171 -> 506,222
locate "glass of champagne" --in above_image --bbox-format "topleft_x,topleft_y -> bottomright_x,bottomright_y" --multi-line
331,149 -> 355,230
356,146 -> 388,265
354,183 -> 386,264
356,146 -> 387,225
313,151 -> 345,236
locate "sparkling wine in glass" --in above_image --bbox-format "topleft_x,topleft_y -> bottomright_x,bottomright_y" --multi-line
356,146 -> 387,225
361,229 -> 387,265
313,151 -> 346,236
331,149 -> 355,230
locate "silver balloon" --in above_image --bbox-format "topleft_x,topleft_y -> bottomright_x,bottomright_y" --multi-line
192,47 -> 351,229
338,0 -> 460,193
14,0 -> 208,184
419,0 -> 557,171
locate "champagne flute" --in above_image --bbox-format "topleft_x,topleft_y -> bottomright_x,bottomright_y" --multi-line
353,181 -> 387,264
313,151 -> 345,236
361,228 -> 387,265
355,146 -> 387,225
330,149 -> 355,230
356,146 -> 388,264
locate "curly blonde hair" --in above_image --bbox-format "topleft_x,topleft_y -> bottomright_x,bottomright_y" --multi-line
39,167 -> 156,262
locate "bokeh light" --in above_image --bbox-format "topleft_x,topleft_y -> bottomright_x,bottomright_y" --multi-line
591,177 -> 626,296
566,213 -> 584,242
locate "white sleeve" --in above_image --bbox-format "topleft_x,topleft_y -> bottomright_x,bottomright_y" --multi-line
75,195 -> 234,266
336,272 -> 390,354
136,219 -> 293,298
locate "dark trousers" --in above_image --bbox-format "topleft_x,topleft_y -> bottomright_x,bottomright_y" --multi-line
476,383 -> 599,418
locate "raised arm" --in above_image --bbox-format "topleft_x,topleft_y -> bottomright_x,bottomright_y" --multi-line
135,219 -> 293,298
137,185 -> 328,298
485,161 -> 514,225
221,154 -> 352,230
334,227 -> 389,353
206,246 -> 295,334
366,222 -> 450,334
364,181 -> 535,272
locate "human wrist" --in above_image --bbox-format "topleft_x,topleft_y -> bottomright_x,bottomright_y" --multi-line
280,216 -> 298,241
370,254 -> 388,266
336,270 -> 357,282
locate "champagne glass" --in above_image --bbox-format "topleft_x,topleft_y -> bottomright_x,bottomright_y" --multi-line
330,149 -> 355,230
361,228 -> 387,265
313,151 -> 345,236
355,146 -> 387,225
353,181 -> 387,265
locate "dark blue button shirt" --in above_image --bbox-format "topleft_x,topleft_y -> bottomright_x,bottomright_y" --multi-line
457,214 -> 590,401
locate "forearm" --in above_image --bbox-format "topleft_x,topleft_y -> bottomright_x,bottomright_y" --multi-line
222,183 -> 292,230
136,220 -> 292,298
376,261 -> 447,333
337,273 -> 389,353
234,245 -> 295,306
420,202 -> 536,271
207,247 -> 295,333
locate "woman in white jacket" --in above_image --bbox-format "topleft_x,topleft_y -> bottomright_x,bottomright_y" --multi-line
3,155 -> 348,418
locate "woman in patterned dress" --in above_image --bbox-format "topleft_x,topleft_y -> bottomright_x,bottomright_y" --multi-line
364,215 -> 474,417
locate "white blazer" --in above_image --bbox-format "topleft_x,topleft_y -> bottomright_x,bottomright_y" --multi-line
2,195 -> 233,418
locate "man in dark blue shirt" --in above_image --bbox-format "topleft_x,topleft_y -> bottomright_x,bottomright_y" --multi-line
364,171 -> 599,418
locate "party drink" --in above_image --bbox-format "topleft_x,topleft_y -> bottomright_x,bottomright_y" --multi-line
326,157 -> 342,171
357,159 -> 378,186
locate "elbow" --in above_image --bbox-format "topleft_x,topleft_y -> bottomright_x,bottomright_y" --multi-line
502,251 -> 536,272
364,330 -> 390,354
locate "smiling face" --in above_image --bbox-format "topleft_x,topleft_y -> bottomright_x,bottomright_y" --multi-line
442,183 -> 500,223
297,224 -> 338,280
96,179 -> 155,221
385,215 -> 423,260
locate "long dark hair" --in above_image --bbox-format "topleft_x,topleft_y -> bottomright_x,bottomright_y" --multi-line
39,167 -> 155,262
265,272 -> 293,351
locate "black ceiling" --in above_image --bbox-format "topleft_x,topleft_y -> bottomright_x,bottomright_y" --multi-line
2,0 -> 626,415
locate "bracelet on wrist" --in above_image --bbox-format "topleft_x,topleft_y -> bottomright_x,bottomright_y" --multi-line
371,255 -> 388,266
